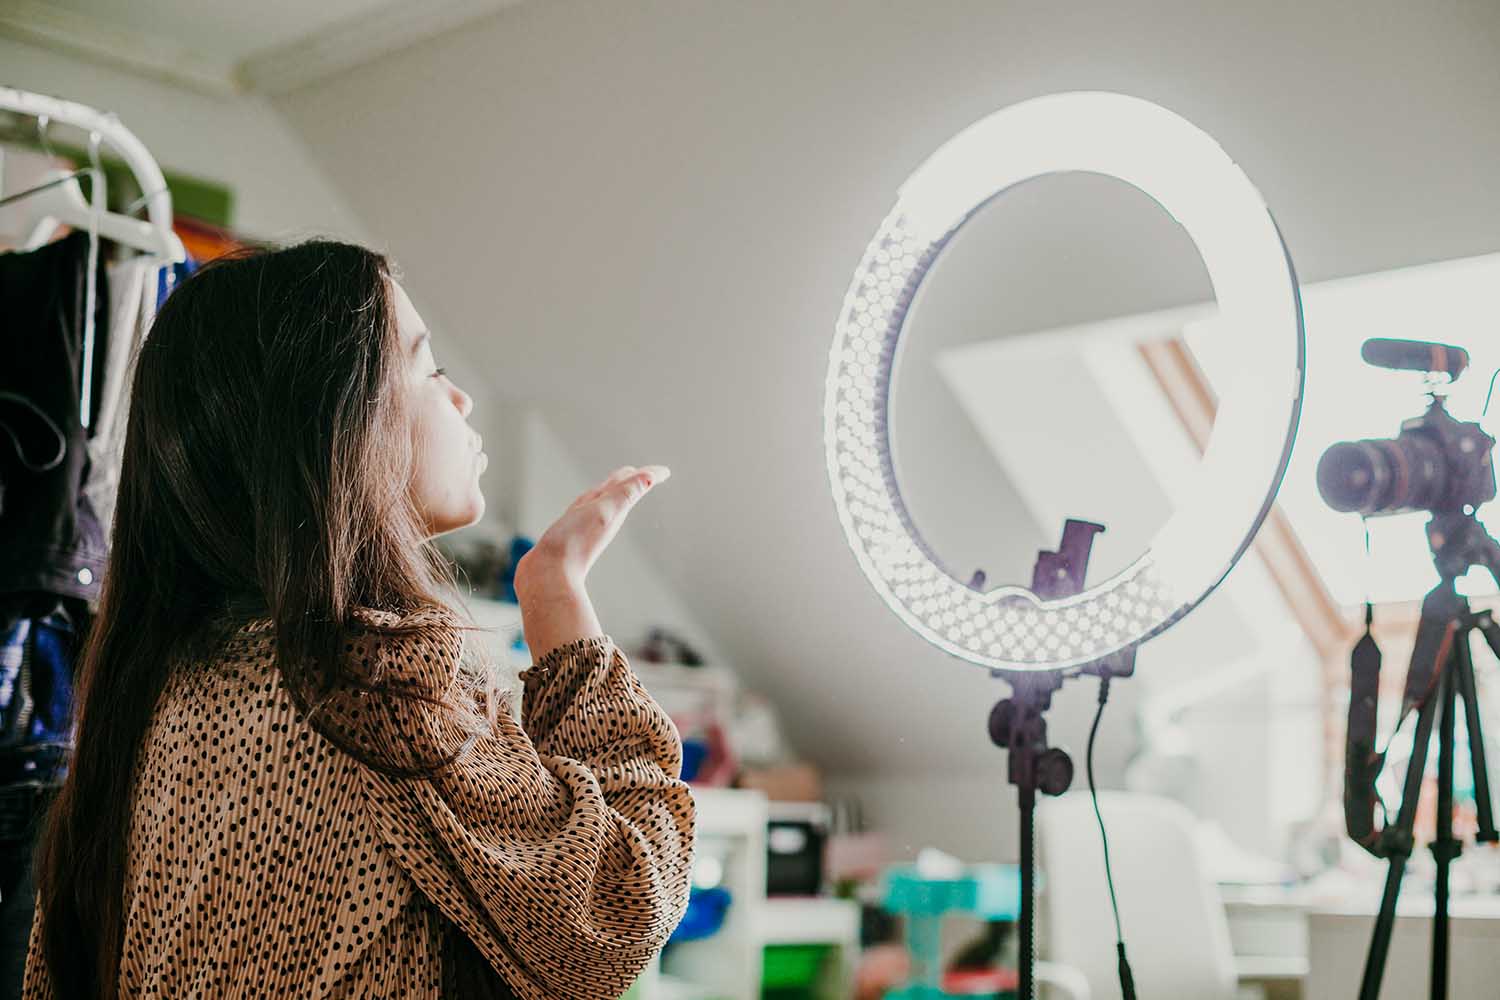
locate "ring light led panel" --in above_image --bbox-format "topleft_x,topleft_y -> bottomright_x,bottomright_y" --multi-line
824,92 -> 1305,671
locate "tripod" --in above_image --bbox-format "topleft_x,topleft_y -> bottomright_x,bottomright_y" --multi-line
987,520 -> 1136,1000
1349,511 -> 1500,1000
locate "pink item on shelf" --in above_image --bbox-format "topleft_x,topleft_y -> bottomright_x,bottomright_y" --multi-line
826,831 -> 890,884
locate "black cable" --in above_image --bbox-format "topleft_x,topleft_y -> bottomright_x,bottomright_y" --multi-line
1088,675 -> 1137,1000
1482,365 -> 1500,418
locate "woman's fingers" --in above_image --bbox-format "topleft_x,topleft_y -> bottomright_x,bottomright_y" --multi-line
625,465 -> 671,498
568,463 -> 671,513
572,465 -> 638,508
532,463 -> 672,586
600,465 -> 669,513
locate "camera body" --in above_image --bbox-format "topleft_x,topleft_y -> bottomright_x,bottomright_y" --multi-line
1395,402 -> 1496,514
1315,342 -> 1496,518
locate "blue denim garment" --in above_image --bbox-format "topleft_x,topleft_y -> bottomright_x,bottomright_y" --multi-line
0,620 -> 26,744
0,607 -> 77,808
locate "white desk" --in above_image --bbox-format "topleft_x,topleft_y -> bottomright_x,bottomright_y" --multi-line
1306,896 -> 1500,999
1221,885 -> 1311,999
1221,883 -> 1500,1000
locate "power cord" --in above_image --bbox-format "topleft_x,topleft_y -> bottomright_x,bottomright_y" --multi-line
1087,674 -> 1137,1000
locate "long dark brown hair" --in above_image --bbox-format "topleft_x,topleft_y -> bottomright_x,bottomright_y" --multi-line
33,240 -> 491,998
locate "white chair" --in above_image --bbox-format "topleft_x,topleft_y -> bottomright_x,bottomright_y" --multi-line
1036,960 -> 1093,999
1037,790 -> 1238,1000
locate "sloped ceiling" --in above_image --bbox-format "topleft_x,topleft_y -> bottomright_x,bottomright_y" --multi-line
273,0 -> 1500,775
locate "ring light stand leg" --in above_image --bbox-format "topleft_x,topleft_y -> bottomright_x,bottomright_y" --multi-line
990,673 -> 1067,1000
989,519 -> 1134,1000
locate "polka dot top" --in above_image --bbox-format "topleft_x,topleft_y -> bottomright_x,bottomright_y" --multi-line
22,604 -> 697,999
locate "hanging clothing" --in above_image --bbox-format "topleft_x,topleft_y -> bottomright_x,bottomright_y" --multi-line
21,606 -> 696,999
0,596 -> 84,1000
0,232 -> 108,603
0,230 -> 110,1000
0,597 -> 82,843
0,606 -> 79,761
82,256 -> 158,537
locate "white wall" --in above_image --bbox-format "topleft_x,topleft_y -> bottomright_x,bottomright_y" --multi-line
266,0 -> 1500,861
2,37 -> 526,472
0,33 -> 726,664
0,37 -> 366,241
0,37 -> 520,529
515,405 -> 734,660
12,0 -> 1488,863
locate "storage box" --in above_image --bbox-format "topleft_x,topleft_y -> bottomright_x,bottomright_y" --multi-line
767,801 -> 830,896
738,762 -> 822,802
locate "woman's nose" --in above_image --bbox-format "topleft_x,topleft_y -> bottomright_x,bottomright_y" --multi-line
452,383 -> 473,418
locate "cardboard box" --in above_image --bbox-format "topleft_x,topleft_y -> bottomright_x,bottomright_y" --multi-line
737,762 -> 822,802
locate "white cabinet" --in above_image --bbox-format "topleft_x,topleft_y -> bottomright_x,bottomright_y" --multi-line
760,897 -> 861,998
662,787 -> 769,1000
657,787 -> 862,1000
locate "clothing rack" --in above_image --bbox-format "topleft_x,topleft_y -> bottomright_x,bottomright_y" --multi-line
0,85 -> 186,263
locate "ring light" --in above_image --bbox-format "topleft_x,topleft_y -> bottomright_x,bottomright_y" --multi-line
824,91 -> 1305,671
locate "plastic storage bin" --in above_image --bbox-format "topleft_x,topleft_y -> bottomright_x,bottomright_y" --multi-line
762,943 -> 831,999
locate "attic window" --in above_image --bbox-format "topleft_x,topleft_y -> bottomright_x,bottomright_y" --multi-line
1178,253 -> 1500,609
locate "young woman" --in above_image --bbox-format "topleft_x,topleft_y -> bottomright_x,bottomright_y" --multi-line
22,240 -> 695,999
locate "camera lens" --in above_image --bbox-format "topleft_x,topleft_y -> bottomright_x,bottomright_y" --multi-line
1316,433 -> 1447,516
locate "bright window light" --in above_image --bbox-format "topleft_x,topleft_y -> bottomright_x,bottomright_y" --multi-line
1187,252 -> 1500,605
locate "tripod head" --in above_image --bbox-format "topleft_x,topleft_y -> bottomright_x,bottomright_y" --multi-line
1426,511 -> 1500,587
1397,514 -> 1500,721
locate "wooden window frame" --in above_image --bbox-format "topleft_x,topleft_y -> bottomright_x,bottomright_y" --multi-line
1138,337 -> 1363,785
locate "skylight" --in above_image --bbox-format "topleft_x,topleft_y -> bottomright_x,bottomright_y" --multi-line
936,252 -> 1500,610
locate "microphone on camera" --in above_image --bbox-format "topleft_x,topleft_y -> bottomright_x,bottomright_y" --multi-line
1360,338 -> 1470,380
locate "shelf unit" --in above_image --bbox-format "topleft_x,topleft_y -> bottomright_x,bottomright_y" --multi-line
661,787 -> 861,1000
662,786 -> 769,1000
761,896 -> 861,998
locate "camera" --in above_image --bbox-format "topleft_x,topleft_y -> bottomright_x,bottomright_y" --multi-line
1315,338 -> 1496,517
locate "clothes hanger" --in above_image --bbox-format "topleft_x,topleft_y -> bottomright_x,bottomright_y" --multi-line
79,127 -> 102,431
0,91 -> 188,430
0,119 -> 104,428
0,89 -> 187,264
0,117 -> 180,261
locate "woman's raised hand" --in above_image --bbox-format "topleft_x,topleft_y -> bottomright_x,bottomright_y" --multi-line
516,464 -> 671,592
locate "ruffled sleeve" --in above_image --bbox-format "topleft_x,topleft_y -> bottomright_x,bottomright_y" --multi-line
346,606 -> 696,1000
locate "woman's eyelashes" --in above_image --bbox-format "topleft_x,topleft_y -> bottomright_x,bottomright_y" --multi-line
431,367 -> 448,379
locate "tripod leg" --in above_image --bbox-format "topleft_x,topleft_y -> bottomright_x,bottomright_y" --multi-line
1432,656 -> 1460,1000
1456,628 -> 1498,840
1467,615 -> 1500,842
1359,684 -> 1440,1000
1362,860 -> 1406,1000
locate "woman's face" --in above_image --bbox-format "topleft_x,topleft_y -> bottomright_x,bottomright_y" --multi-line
392,279 -> 487,537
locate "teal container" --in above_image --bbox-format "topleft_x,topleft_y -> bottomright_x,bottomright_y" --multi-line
880,863 -> 1023,1000
881,864 -> 1024,919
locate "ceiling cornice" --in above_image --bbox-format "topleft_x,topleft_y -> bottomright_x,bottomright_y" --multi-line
0,0 -> 239,97
236,0 -> 528,96
0,0 -> 529,99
